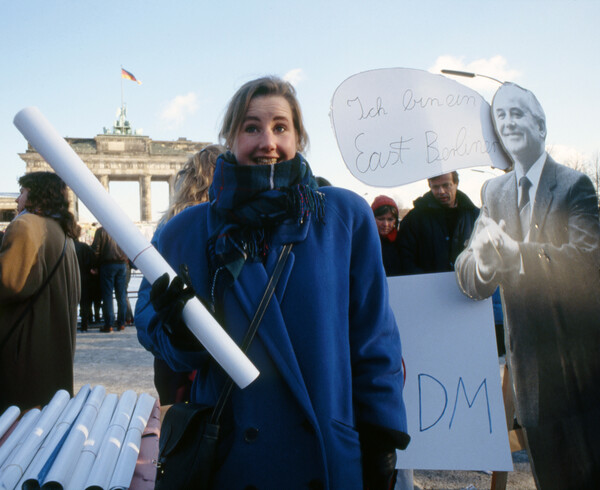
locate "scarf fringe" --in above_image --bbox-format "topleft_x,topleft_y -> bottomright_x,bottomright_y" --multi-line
287,184 -> 326,225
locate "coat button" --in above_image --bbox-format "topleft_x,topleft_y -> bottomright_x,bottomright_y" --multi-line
309,479 -> 324,490
244,427 -> 259,443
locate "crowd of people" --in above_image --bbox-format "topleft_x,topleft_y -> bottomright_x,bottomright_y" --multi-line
1,76 -> 599,489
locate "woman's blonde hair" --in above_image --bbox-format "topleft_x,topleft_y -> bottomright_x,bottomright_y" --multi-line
219,76 -> 309,154
161,144 -> 226,224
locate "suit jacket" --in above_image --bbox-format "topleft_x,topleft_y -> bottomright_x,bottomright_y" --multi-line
136,186 -> 409,489
456,156 -> 600,428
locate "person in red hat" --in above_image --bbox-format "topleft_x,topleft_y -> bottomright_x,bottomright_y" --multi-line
371,195 -> 402,276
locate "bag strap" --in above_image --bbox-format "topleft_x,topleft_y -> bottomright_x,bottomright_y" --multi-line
0,234 -> 68,351
209,242 -> 293,424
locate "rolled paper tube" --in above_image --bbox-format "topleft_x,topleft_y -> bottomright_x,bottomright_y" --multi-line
0,407 -> 20,442
84,391 -> 137,490
0,390 -> 70,490
66,393 -> 118,490
108,393 -> 156,490
20,386 -> 91,489
14,106 -> 259,389
42,386 -> 106,489
0,409 -> 41,470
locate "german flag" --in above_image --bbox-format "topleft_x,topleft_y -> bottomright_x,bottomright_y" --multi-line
121,68 -> 142,85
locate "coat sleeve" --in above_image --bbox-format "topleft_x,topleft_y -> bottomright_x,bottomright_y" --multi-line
0,216 -> 44,302
134,220 -> 212,371
455,182 -> 499,300
347,197 -> 410,449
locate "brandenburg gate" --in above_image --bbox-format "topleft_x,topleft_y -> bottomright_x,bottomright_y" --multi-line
18,132 -> 209,222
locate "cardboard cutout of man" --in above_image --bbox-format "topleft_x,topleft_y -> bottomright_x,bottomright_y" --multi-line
455,82 -> 600,488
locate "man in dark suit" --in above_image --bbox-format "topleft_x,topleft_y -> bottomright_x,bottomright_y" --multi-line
455,82 -> 600,488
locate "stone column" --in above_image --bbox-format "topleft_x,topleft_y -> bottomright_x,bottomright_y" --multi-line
67,189 -> 78,221
168,175 -> 177,207
99,175 -> 109,191
140,175 -> 152,222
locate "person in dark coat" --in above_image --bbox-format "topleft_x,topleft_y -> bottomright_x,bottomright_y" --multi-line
0,172 -> 80,411
74,239 -> 95,331
397,171 -> 479,274
371,195 -> 402,276
91,227 -> 128,332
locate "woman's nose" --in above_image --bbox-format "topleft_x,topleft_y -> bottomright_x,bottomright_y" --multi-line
259,130 -> 276,150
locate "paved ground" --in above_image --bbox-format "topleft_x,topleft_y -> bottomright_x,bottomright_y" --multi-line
73,326 -> 536,490
73,325 -> 158,399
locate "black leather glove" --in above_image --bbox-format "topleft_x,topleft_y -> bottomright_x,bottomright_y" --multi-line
360,422 -> 406,490
362,448 -> 397,490
150,264 -> 198,350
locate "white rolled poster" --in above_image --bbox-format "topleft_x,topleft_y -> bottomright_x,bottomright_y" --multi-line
42,385 -> 107,489
0,409 -> 41,470
0,390 -> 70,489
107,393 -> 156,490
20,385 -> 91,489
0,407 -> 20,443
65,393 -> 118,490
84,390 -> 137,490
13,106 -> 259,390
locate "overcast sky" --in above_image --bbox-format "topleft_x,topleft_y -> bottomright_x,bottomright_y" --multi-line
1,0 -> 598,221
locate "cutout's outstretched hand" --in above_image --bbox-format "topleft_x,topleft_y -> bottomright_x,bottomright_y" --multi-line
471,216 -> 520,279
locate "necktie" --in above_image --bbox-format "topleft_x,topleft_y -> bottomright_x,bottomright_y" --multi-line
519,176 -> 532,240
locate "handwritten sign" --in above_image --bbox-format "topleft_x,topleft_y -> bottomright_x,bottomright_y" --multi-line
330,68 -> 511,186
388,272 -> 512,470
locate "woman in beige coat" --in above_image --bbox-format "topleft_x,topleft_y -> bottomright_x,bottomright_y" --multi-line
0,172 -> 80,411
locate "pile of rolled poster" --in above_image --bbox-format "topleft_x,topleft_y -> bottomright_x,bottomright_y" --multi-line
0,386 -> 156,490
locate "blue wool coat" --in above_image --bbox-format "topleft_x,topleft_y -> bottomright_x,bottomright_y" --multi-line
136,186 -> 408,489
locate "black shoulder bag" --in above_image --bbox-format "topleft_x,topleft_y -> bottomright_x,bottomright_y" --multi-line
155,243 -> 293,489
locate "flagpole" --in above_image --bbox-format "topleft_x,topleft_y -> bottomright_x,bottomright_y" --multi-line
120,65 -> 124,131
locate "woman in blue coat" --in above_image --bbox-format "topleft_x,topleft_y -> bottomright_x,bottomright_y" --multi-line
136,76 -> 409,489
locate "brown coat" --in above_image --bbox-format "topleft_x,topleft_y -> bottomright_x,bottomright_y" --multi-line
0,213 -> 80,411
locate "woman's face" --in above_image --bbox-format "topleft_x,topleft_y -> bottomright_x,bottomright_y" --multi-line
232,95 -> 297,166
16,187 -> 29,213
375,211 -> 396,236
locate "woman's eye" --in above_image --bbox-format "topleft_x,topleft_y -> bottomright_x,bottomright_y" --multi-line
243,125 -> 258,133
274,125 -> 286,133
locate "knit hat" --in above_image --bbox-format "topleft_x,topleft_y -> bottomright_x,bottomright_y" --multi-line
371,195 -> 398,212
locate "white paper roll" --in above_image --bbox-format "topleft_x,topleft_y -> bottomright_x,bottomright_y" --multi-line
41,386 -> 106,489
0,407 -> 20,443
14,106 -> 259,389
0,409 -> 41,471
107,393 -> 156,490
20,385 -> 91,489
84,391 -> 137,490
65,393 -> 118,490
0,390 -> 70,490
